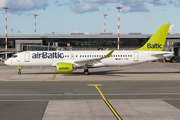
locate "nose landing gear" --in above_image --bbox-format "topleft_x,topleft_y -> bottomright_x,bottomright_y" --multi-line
84,69 -> 89,75
17,66 -> 22,75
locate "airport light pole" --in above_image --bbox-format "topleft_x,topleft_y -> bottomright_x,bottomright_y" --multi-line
103,14 -> 108,33
34,14 -> 38,35
3,6 -> 9,60
116,6 -> 122,50
11,29 -> 13,35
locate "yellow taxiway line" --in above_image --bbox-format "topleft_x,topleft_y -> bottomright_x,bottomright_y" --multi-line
108,67 -> 118,73
87,84 -> 122,120
46,70 -> 59,81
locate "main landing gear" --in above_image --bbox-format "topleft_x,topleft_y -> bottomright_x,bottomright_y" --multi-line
17,66 -> 22,75
84,69 -> 89,75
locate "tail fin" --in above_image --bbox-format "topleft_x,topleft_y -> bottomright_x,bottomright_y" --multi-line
136,24 -> 170,51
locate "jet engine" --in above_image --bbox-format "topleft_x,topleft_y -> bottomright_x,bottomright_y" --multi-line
56,63 -> 76,73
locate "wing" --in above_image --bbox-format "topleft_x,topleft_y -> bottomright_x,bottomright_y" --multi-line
73,50 -> 114,67
51,50 -> 114,67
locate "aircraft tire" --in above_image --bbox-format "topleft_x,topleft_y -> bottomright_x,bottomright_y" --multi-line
18,72 -> 21,75
84,69 -> 89,75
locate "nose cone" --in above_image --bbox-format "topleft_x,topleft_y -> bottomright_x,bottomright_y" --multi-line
4,59 -> 10,65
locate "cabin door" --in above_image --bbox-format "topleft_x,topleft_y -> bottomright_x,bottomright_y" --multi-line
134,52 -> 139,61
25,52 -> 30,62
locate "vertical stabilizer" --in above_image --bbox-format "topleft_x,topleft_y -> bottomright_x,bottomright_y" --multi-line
136,24 -> 170,51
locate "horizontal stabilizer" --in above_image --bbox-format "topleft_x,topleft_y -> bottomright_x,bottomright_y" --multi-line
151,52 -> 174,57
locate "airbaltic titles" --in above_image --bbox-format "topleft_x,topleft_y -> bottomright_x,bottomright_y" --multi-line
147,43 -> 162,49
32,52 -> 64,59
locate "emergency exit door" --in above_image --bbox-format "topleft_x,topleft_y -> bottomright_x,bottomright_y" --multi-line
71,54 -> 74,60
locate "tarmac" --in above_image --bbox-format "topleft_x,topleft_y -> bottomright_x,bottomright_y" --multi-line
1,62 -> 180,81
0,62 -> 180,120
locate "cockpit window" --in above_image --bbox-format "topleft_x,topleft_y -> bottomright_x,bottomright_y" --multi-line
11,55 -> 18,58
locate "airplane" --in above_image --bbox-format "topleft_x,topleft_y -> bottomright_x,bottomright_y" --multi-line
5,24 -> 174,75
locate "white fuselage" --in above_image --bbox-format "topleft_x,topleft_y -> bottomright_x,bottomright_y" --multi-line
5,50 -> 173,69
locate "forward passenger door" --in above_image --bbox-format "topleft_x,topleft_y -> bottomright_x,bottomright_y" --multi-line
24,52 -> 30,62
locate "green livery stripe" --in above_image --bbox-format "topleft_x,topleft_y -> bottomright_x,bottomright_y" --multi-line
136,24 -> 170,51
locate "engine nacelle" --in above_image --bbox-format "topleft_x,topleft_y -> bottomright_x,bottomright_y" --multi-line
56,63 -> 76,73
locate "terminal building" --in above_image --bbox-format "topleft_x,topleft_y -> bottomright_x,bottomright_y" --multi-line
0,33 -> 180,59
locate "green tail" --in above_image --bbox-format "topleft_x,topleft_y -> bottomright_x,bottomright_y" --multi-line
136,24 -> 170,51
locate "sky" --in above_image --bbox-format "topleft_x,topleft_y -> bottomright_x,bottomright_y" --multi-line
0,0 -> 179,35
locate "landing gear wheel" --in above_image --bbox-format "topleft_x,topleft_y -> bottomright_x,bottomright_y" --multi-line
84,69 -> 89,75
18,71 -> 21,75
18,69 -> 21,75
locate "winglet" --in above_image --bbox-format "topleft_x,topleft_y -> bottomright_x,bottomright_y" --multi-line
136,24 -> 170,51
104,50 -> 114,58
105,48 -> 109,51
